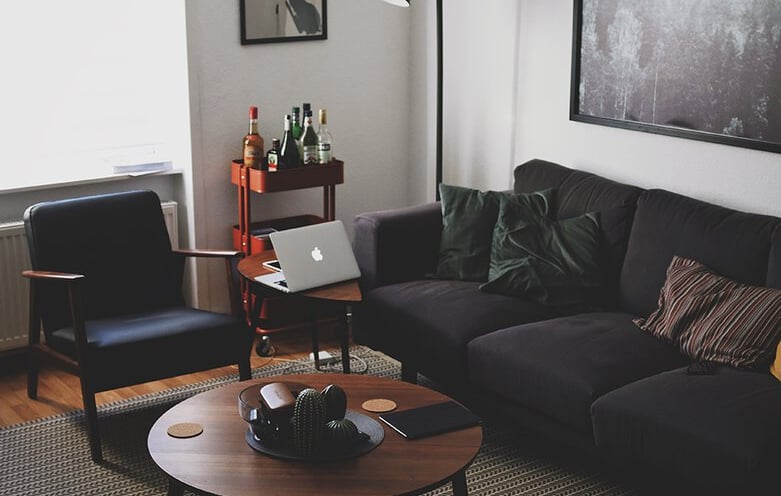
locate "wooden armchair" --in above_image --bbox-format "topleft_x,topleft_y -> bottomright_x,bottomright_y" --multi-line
23,190 -> 254,462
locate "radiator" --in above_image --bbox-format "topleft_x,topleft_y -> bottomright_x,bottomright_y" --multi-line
0,201 -> 178,352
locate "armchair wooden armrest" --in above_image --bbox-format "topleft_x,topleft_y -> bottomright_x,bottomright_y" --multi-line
173,249 -> 244,317
22,269 -> 85,281
22,269 -> 88,377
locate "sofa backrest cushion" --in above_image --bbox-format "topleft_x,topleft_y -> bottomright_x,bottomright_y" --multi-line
513,159 -> 643,307
767,225 -> 781,290
619,189 -> 780,317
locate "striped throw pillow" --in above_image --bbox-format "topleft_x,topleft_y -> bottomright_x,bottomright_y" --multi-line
635,256 -> 781,369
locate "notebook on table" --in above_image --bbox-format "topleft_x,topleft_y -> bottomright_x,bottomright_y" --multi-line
379,401 -> 481,440
254,220 -> 361,293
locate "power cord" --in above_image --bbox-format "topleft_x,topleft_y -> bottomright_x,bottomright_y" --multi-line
267,352 -> 368,375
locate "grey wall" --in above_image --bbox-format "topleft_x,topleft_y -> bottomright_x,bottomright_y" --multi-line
186,0 -> 412,311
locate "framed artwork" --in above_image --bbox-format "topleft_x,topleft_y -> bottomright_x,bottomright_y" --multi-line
570,0 -> 781,153
241,0 -> 327,45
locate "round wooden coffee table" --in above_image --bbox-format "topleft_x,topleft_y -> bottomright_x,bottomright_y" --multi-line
148,374 -> 482,496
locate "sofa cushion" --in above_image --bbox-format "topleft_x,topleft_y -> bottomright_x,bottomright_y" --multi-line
768,225 -> 781,289
481,195 -> 602,306
771,340 -> 781,382
467,312 -> 687,433
591,367 -> 781,495
435,184 -> 551,282
619,189 -> 780,318
637,256 -> 781,369
353,279 -> 561,384
514,160 -> 643,308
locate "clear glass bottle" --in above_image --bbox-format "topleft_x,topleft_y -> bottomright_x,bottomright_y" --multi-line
242,106 -> 264,169
317,108 -> 333,164
301,111 -> 318,165
279,114 -> 301,169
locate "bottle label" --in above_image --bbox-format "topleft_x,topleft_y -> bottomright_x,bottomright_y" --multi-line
302,146 -> 318,164
317,143 -> 332,163
243,146 -> 261,168
267,152 -> 278,172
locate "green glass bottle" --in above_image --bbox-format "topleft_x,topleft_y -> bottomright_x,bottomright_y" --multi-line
291,106 -> 302,141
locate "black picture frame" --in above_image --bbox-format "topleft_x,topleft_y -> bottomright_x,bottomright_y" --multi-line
240,0 -> 327,45
570,0 -> 781,153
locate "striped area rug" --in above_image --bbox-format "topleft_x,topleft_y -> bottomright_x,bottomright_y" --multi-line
1,346 -> 640,495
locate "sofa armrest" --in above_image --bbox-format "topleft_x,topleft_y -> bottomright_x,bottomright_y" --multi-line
353,202 -> 442,291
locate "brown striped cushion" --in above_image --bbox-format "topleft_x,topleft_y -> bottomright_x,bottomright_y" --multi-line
635,256 -> 781,369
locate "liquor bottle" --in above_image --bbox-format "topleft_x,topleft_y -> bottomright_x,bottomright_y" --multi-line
291,106 -> 302,141
242,106 -> 264,169
266,138 -> 280,172
302,102 -> 311,120
317,108 -> 333,164
301,111 -> 318,165
279,114 -> 301,169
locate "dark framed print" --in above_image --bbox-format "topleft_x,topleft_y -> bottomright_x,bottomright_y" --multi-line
241,0 -> 327,45
570,0 -> 781,153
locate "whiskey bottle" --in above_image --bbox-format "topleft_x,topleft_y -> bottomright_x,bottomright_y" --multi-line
317,109 -> 333,164
242,106 -> 264,169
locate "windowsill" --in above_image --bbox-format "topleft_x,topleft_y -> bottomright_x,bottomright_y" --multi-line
0,168 -> 184,195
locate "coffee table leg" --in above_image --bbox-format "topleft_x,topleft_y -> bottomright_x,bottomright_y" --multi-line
339,305 -> 351,374
451,470 -> 468,496
167,478 -> 185,496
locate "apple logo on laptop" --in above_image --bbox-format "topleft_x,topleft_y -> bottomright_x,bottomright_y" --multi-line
311,246 -> 324,262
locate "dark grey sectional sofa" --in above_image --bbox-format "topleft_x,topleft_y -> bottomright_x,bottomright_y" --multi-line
352,159 -> 781,495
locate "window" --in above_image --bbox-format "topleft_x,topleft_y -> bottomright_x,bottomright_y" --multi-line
0,1 -> 189,190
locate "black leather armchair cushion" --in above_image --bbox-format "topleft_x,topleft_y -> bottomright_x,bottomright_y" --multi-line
24,190 -> 184,335
48,307 -> 246,391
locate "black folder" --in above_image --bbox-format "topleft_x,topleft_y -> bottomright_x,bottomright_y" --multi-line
378,401 -> 481,439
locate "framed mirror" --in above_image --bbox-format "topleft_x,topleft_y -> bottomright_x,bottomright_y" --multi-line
240,0 -> 327,45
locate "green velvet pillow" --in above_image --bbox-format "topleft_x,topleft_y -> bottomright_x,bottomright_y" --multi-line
480,194 -> 602,306
434,185 -> 552,282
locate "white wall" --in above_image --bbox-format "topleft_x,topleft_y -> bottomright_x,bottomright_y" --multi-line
442,1 -> 522,191
410,0 -> 781,218
515,0 -> 781,217
186,0 -> 411,311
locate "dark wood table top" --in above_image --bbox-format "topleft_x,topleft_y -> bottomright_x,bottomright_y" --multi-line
237,251 -> 361,303
148,374 -> 483,496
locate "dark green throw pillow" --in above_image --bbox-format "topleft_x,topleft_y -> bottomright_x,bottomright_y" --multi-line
435,184 -> 552,281
480,194 -> 602,306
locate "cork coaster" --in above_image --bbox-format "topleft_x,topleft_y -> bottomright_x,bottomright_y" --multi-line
362,398 -> 397,413
167,422 -> 204,439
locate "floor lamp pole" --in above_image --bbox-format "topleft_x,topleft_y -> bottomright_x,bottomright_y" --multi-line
435,0 -> 443,201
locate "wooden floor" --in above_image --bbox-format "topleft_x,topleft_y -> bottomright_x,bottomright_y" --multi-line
0,329 -> 344,428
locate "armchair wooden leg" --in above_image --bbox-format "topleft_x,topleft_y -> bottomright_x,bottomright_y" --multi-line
27,353 -> 39,399
79,380 -> 103,463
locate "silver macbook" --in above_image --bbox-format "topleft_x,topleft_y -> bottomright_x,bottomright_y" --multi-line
255,220 -> 361,293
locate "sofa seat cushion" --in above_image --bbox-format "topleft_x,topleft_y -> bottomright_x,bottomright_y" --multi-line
467,312 -> 687,433
48,307 -> 247,391
354,279 -> 563,383
591,367 -> 781,494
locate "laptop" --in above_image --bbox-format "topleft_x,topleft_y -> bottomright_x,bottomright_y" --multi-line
254,220 -> 361,293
